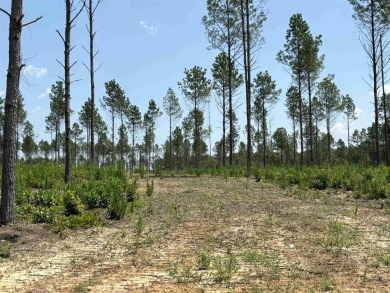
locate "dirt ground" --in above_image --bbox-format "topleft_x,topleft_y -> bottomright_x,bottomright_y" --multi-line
0,176 -> 389,292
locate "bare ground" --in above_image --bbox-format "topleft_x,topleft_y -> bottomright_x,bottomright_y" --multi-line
0,176 -> 389,292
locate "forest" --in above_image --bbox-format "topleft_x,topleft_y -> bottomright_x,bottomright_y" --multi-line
0,0 -> 389,292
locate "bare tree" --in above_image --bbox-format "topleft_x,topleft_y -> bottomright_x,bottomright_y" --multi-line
57,0 -> 85,183
0,1 -> 42,224
82,0 -> 102,164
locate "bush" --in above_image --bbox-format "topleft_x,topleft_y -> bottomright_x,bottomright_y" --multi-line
126,178 -> 138,202
310,170 -> 329,190
63,190 -> 84,215
107,192 -> 127,220
33,206 -> 58,224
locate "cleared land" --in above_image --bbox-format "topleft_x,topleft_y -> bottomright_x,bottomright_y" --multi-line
0,176 -> 389,292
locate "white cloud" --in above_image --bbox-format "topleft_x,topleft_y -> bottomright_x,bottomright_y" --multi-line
332,122 -> 347,136
23,65 -> 48,78
139,20 -> 159,35
355,107 -> 363,119
37,87 -> 51,99
30,106 -> 41,113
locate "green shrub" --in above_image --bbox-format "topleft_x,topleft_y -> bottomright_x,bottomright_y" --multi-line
310,170 -> 329,190
107,192 -> 127,220
126,178 -> 138,202
63,190 -> 84,215
33,206 -> 58,224
0,240 -> 12,258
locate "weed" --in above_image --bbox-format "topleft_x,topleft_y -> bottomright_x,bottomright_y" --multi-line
0,240 -> 12,258
146,179 -> 154,197
213,253 -> 238,282
376,249 -> 390,267
319,276 -> 335,291
136,214 -> 144,239
196,247 -> 212,270
168,259 -> 195,283
323,219 -> 358,254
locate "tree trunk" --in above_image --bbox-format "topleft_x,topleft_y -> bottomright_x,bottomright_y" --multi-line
307,72 -> 313,165
370,0 -> 379,166
380,34 -> 388,166
297,52 -> 304,166
1,0 -> 23,224
64,0 -> 72,183
262,100 -> 266,167
111,112 -> 115,165
169,110 -> 172,171
88,0 -> 96,165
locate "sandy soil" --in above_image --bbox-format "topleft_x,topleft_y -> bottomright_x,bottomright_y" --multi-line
0,176 -> 389,292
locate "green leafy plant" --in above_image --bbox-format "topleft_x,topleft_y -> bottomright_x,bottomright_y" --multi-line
63,190 -> 84,215
0,240 -> 12,258
107,191 -> 127,220
196,247 -> 212,270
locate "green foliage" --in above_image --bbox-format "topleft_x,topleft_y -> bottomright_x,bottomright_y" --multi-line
33,206 -> 58,224
63,190 -> 84,215
52,211 -> 103,230
196,247 -> 212,270
146,180 -> 154,197
0,240 -> 12,258
213,253 -> 238,282
126,178 -> 138,202
107,192 -> 127,220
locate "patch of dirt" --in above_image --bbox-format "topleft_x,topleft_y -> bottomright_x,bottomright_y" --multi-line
1,176 -> 389,292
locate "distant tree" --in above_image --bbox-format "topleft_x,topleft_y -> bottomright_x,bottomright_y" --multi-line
78,98 -> 99,158
117,124 -> 129,167
285,86 -> 299,164
252,71 -> 281,167
21,121 -> 37,163
45,81 -> 65,163
178,66 -> 212,168
277,13 -> 311,166
117,96 -> 130,167
203,0 -> 242,166
172,126 -> 184,169
102,79 -> 125,165
126,104 -> 142,173
312,96 -> 326,164
211,52 -> 243,166
163,88 -> 182,171
272,127 -> 288,165
144,99 -> 162,171
316,74 -> 342,164
349,0 -> 390,165
342,94 -> 357,160
302,31 -> 324,164
38,140 -> 51,161
71,122 -> 83,165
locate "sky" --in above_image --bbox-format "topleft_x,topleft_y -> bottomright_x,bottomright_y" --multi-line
0,0 -> 386,151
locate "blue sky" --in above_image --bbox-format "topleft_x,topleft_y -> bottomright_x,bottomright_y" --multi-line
0,0 -> 384,150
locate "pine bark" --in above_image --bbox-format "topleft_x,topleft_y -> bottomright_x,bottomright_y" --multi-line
1,0 -> 23,224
